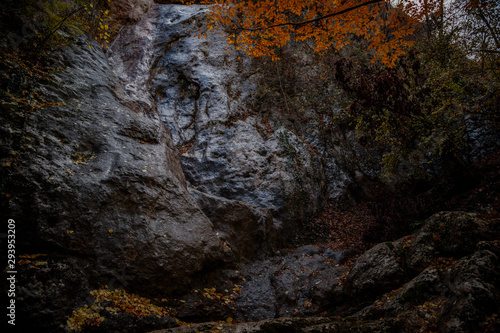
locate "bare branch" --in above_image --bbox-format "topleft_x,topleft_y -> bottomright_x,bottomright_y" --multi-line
33,6 -> 83,54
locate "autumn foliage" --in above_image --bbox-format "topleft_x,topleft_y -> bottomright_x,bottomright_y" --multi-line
66,287 -> 178,331
188,0 -> 457,65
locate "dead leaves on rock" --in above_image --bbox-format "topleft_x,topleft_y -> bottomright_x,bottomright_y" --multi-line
18,253 -> 48,268
67,286 -> 174,331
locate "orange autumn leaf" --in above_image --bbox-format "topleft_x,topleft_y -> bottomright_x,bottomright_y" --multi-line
19,253 -> 47,259
194,0 -> 445,66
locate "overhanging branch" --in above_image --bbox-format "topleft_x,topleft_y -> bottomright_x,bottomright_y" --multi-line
236,0 -> 385,31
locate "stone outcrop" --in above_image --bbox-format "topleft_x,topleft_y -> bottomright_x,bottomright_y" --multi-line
1,3 -> 329,330
343,241 -> 406,298
1,30 -> 227,332
404,211 -> 492,273
189,188 -> 281,261
154,211 -> 500,333
171,244 -> 352,323
106,4 -> 333,236
110,0 -> 155,25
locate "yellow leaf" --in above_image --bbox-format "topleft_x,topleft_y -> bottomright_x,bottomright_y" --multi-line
108,229 -> 113,233
18,259 -> 31,266
19,254 -> 47,259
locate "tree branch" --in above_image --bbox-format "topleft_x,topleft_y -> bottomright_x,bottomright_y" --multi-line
32,6 -> 83,54
236,0 -> 385,32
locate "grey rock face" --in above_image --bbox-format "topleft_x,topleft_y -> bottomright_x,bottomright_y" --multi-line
405,211 -> 492,273
106,3 -> 297,262
107,4 -> 330,234
465,115 -> 500,163
173,245 -> 351,322
156,212 -> 499,333
1,36 -> 226,296
111,0 -> 155,25
189,188 -> 282,261
344,242 -> 405,297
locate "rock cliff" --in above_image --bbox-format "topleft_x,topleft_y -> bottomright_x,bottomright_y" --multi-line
107,4 -> 332,237
0,2 -> 498,332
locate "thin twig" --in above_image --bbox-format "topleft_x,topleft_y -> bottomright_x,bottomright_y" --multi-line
32,6 -> 83,54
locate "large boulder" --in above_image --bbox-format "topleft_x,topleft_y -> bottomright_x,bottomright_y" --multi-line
1,34 -> 226,302
189,188 -> 282,261
343,242 -> 405,298
405,211 -> 492,273
344,211 -> 494,301
351,243 -> 500,333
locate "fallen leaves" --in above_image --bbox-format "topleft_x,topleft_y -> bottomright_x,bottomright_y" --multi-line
201,285 -> 241,305
19,254 -> 48,267
67,286 -> 173,331
314,202 -> 377,251
19,253 -> 47,259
